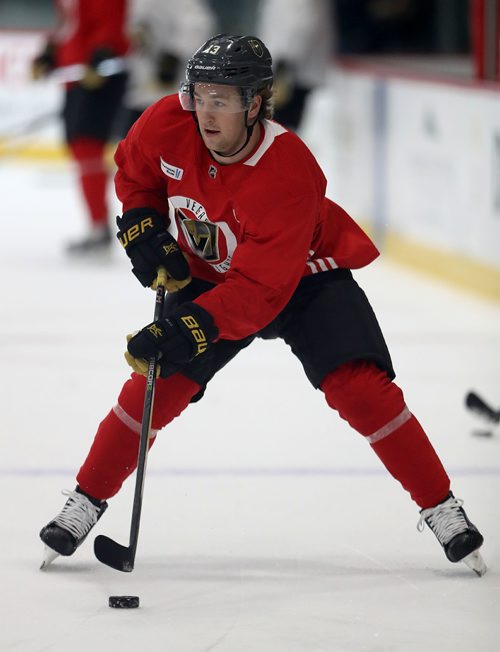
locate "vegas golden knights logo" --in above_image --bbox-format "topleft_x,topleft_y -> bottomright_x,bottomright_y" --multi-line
177,208 -> 219,261
248,39 -> 264,58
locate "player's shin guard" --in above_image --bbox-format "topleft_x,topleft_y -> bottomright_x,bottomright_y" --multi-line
77,372 -> 200,500
321,361 -> 450,508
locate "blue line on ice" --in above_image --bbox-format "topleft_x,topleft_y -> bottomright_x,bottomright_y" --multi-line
0,466 -> 499,477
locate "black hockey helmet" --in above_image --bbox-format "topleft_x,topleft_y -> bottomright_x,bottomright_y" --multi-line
179,34 -> 273,112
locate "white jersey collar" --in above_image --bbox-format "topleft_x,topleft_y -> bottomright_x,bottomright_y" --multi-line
243,120 -> 287,167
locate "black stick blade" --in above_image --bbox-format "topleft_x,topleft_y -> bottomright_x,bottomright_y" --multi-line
465,391 -> 500,424
94,535 -> 135,572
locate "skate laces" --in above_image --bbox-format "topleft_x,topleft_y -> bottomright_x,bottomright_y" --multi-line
417,495 -> 467,544
53,490 -> 101,540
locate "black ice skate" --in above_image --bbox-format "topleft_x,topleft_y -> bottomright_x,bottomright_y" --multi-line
65,224 -> 112,256
417,491 -> 486,576
40,488 -> 107,569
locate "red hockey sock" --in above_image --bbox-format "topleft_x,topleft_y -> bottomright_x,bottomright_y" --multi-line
77,372 -> 200,500
68,137 -> 108,226
321,361 -> 450,508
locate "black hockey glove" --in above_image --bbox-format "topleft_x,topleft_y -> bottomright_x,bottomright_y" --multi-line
80,46 -> 116,89
32,41 -> 56,80
89,46 -> 115,70
156,51 -> 180,84
127,302 -> 218,366
116,207 -> 191,289
272,59 -> 294,109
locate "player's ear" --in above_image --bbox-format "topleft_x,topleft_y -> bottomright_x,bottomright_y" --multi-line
248,94 -> 262,121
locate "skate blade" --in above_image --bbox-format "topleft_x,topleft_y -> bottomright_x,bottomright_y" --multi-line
462,549 -> 487,577
40,546 -> 59,570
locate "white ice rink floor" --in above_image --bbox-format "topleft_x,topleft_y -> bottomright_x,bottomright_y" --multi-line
1,157 -> 499,651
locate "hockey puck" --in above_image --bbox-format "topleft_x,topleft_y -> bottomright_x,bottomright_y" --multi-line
109,595 -> 140,609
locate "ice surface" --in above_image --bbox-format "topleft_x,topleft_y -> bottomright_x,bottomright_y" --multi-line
1,124 -> 499,651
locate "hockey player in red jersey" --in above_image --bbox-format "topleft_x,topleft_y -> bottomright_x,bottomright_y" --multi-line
32,0 -> 129,254
40,34 -> 486,575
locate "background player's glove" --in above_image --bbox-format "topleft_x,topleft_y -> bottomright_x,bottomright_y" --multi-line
156,51 -> 180,85
127,302 -> 218,366
116,207 -> 191,289
32,41 -> 56,80
80,47 -> 115,89
272,60 -> 294,109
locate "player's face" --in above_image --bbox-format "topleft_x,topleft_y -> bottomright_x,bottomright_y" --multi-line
194,83 -> 261,160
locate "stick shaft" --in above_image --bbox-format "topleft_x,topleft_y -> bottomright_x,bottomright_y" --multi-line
49,57 -> 127,83
94,268 -> 168,571
127,280 -> 166,560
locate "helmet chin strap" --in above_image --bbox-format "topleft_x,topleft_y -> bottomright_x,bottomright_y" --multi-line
213,111 -> 256,158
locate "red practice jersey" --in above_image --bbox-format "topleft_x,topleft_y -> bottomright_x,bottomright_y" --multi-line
115,94 -> 379,341
52,0 -> 129,68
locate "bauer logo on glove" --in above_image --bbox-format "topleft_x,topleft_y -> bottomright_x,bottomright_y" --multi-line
117,216 -> 155,248
116,207 -> 191,289
146,323 -> 165,339
180,315 -> 208,354
126,302 -> 218,369
162,242 -> 180,256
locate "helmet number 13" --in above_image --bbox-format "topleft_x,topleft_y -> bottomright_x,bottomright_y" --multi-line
202,45 -> 221,55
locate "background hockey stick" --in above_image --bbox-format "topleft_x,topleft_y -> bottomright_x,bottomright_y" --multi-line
465,391 -> 500,424
49,56 -> 128,84
94,266 -> 167,572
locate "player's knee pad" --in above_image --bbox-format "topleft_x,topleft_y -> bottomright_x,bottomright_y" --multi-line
321,361 -> 406,436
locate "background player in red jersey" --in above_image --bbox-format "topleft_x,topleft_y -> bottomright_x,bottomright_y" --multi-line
40,34 -> 486,575
32,0 -> 129,255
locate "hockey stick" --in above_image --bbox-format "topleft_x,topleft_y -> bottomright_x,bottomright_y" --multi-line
94,266 -> 167,572
465,391 -> 500,424
49,57 -> 127,84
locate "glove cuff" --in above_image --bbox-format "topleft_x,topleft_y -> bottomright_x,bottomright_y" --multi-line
117,206 -> 165,229
116,207 -> 166,249
170,302 -> 218,358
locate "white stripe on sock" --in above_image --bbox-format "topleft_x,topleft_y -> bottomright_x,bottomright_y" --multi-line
113,403 -> 158,438
365,405 -> 412,444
